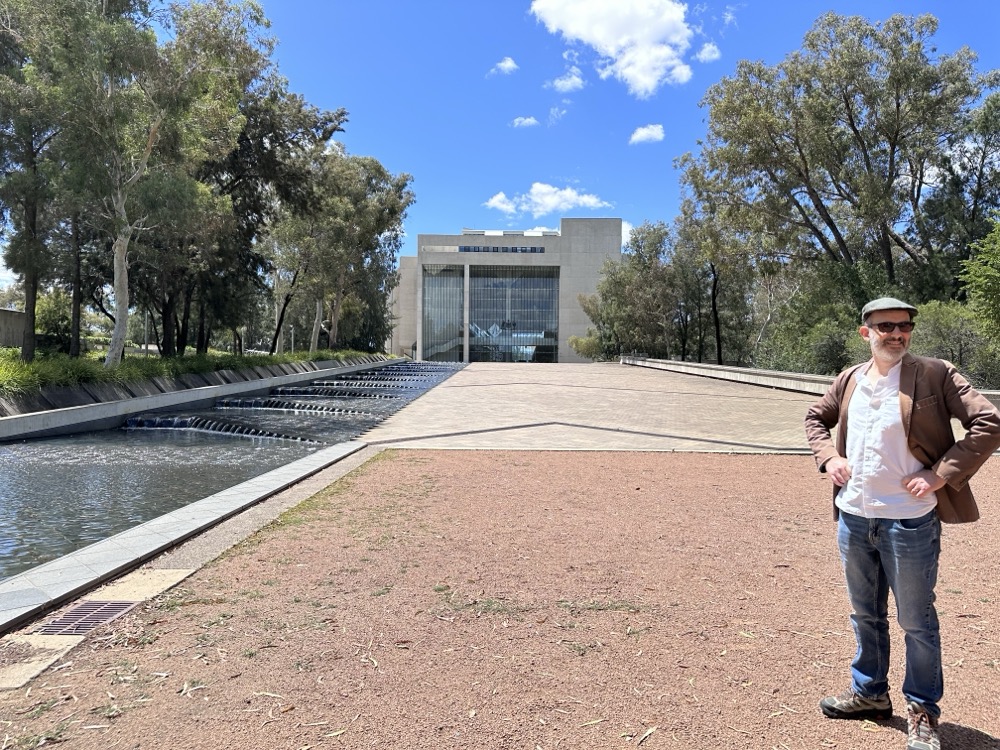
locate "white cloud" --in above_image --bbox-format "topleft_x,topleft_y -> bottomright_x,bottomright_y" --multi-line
484,192 -> 518,215
550,65 -> 585,93
622,220 -> 634,247
512,116 -> 540,128
548,105 -> 567,125
489,56 -> 519,75
531,0 -> 694,98
483,182 -> 612,219
629,124 -> 665,144
723,6 -> 738,26
695,42 -> 720,63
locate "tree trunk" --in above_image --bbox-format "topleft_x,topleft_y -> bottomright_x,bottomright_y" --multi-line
269,269 -> 300,354
20,266 -> 38,363
878,225 -> 896,285
710,263 -> 723,365
104,226 -> 134,367
160,293 -> 176,357
177,286 -> 193,356
196,299 -> 208,354
329,270 -> 346,350
69,214 -> 83,357
310,297 -> 324,353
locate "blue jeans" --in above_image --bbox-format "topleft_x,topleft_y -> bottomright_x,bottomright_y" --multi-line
836,509 -> 942,717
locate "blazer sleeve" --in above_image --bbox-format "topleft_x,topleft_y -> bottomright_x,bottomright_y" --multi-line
805,370 -> 850,473
932,362 -> 1000,489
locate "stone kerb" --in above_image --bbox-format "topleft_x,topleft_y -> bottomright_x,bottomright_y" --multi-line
620,356 -> 1000,408
0,356 -> 391,443
621,356 -> 833,395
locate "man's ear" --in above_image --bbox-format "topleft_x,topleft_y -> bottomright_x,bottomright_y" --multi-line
859,324 -> 871,342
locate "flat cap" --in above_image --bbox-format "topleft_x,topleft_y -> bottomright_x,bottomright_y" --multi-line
861,296 -> 918,321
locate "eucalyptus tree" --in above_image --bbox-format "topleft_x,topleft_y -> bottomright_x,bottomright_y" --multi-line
309,152 -> 413,352
575,221 -> 675,359
690,13 -> 993,291
24,0 -> 273,366
199,78 -> 346,354
0,0 -> 59,361
267,148 -> 413,354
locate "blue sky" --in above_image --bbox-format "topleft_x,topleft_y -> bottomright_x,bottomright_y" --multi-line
2,0 -> 1000,287
256,0 -> 1000,258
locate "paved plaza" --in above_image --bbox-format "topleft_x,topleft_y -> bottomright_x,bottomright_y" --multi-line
364,361 -> 815,452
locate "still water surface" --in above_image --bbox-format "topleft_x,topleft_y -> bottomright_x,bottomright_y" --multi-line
0,362 -> 459,581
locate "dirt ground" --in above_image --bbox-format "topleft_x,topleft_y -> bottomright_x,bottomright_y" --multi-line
1,450 -> 999,750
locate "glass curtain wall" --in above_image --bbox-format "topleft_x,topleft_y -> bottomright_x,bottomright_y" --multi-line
422,265 -> 464,361
469,266 -> 559,362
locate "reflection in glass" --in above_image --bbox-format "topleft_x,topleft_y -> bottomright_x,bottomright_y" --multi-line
422,264 -> 464,361
469,266 -> 559,362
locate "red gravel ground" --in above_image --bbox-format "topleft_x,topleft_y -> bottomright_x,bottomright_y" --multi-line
1,450 -> 999,749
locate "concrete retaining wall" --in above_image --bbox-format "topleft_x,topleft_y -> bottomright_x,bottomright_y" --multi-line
0,309 -> 23,348
620,356 -> 1000,408
0,355 -> 392,442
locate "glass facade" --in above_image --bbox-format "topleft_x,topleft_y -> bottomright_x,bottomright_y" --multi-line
422,265 -> 463,361
469,266 -> 558,363
421,264 -> 560,363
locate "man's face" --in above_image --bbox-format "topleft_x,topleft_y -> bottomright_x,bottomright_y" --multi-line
860,310 -> 913,364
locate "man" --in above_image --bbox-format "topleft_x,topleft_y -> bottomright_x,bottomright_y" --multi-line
804,297 -> 1000,750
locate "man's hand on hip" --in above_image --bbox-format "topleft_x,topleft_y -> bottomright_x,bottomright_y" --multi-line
902,470 -> 946,498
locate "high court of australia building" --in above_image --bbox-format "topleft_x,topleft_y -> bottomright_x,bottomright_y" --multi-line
389,218 -> 622,364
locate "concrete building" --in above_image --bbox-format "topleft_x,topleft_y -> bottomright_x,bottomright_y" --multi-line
389,217 -> 621,364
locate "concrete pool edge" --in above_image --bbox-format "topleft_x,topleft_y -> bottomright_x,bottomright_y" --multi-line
0,440 -> 368,636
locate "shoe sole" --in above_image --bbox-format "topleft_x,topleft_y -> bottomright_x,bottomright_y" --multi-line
820,704 -> 893,720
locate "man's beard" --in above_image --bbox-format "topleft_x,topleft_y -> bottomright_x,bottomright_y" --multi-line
870,335 -> 908,364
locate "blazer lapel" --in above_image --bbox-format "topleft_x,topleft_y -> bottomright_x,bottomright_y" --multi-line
899,353 -> 916,436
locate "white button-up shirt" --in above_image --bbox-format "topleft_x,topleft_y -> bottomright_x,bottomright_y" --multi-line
835,361 -> 938,519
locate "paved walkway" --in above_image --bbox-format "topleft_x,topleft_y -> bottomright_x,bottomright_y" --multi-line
363,362 -> 814,452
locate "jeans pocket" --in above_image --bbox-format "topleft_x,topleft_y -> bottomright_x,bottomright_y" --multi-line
897,511 -> 938,531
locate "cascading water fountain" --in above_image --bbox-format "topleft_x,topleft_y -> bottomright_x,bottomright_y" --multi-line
0,361 -> 462,581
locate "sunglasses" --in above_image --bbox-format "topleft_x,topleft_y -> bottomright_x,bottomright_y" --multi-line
867,321 -> 915,333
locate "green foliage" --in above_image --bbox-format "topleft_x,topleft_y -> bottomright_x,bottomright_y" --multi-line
908,300 -> 981,367
0,348 -> 378,393
567,335 -> 607,361
690,12 -> 994,290
0,353 -> 40,395
34,288 -> 73,352
29,353 -> 105,387
962,222 -> 1000,337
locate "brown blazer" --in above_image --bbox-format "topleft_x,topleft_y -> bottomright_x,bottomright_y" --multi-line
804,353 -> 1000,523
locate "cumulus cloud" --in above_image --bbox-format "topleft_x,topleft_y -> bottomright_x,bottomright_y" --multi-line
695,42 -> 720,62
629,124 -> 665,144
548,105 -> 568,125
531,0 -> 693,98
483,182 -> 612,219
489,56 -> 519,75
512,116 -> 540,128
549,65 -> 585,93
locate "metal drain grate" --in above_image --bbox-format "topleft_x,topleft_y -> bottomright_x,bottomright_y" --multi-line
35,601 -> 140,636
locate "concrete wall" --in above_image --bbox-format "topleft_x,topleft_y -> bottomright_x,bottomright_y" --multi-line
388,255 -> 419,358
621,356 -> 1000,409
0,309 -> 24,348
